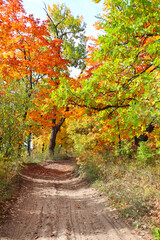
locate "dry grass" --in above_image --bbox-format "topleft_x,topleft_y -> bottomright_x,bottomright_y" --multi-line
92,162 -> 160,231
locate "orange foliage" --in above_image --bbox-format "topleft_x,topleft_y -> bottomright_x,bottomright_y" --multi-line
0,0 -> 69,137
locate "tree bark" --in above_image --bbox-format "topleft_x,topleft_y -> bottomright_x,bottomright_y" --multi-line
134,123 -> 154,146
27,132 -> 32,156
48,118 -> 65,158
42,143 -> 45,153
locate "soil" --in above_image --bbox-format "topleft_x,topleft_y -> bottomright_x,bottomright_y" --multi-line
0,159 -> 152,240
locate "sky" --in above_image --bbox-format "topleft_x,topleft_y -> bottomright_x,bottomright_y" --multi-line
22,0 -> 104,37
22,0 -> 104,77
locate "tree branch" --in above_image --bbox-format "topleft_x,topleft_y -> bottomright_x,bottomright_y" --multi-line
43,2 -> 59,38
70,99 -> 130,111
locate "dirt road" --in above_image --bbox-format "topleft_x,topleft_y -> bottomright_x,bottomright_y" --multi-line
0,159 -> 148,240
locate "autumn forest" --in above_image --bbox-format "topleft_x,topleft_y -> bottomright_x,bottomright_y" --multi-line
0,0 -> 160,237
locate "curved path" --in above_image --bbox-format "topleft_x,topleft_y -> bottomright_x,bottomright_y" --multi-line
0,159 -> 146,240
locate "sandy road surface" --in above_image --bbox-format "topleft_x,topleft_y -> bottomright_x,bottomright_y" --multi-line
0,160 -> 147,240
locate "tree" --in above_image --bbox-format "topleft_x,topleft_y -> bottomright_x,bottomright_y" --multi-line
0,80 -> 27,159
43,3 -> 87,157
92,0 -> 102,3
0,0 -> 68,156
54,0 -> 160,153
45,3 -> 87,71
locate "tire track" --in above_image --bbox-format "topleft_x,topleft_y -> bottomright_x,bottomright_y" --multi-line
0,161 -> 144,240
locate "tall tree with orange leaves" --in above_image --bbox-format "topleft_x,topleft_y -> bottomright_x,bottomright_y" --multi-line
0,0 -> 68,156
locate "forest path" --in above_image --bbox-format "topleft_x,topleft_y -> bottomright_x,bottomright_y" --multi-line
0,159 -> 145,240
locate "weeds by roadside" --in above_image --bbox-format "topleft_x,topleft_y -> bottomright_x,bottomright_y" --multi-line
93,164 -> 160,228
0,156 -> 22,204
76,149 -> 160,238
24,148 -> 74,164
0,176 -> 20,222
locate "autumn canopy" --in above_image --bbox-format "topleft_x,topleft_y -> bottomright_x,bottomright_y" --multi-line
0,0 -> 159,171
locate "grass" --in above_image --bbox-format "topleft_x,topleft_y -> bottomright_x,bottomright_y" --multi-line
0,178 -> 14,201
0,175 -> 20,221
77,151 -> 160,234
0,157 -> 22,202
91,162 -> 160,231
24,148 -> 74,164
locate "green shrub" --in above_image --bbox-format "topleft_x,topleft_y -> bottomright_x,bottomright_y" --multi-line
152,228 -> 160,240
136,142 -> 154,166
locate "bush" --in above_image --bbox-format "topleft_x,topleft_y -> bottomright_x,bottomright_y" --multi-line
76,150 -> 107,180
152,228 -> 160,240
136,142 -> 154,166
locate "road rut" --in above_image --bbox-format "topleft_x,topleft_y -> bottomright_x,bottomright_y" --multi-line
0,160 -> 145,240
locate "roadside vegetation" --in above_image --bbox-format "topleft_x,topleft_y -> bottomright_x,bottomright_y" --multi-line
76,149 -> 160,232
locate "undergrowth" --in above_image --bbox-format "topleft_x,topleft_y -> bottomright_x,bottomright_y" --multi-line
0,176 -> 20,221
77,149 -> 160,236
0,157 -> 22,220
24,148 -> 74,163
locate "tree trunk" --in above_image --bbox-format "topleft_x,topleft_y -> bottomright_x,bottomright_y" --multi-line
0,137 -> 2,152
42,143 -> 45,153
48,118 -> 65,158
117,121 -> 121,151
27,132 -> 32,156
48,125 -> 57,157
134,122 -> 154,146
